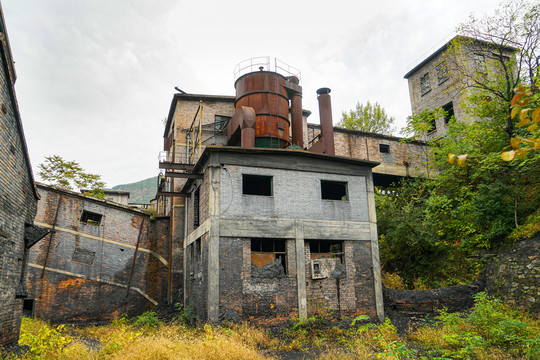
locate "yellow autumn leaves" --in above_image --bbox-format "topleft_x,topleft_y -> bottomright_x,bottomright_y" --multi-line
501,86 -> 540,161
449,85 -> 539,166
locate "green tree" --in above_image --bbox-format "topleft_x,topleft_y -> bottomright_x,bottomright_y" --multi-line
38,155 -> 106,198
338,101 -> 395,135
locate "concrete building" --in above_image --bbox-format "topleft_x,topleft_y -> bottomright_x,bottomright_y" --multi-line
181,146 -> 383,322
158,58 -> 388,322
0,3 -> 47,347
404,35 -> 517,139
26,184 -> 170,323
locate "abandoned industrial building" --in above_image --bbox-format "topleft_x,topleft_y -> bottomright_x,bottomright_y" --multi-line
404,35 -> 517,139
155,58 -> 397,322
25,183 -> 170,323
0,3 -> 48,347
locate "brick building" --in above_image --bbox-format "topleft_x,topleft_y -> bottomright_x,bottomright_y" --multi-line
26,184 -> 170,323
0,2 -> 47,347
157,58 -> 392,322
404,35 -> 517,140
182,146 -> 384,322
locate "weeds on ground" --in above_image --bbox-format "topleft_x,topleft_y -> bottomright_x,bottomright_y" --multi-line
410,292 -> 540,359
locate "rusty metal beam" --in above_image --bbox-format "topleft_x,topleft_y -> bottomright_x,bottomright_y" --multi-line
41,194 -> 62,278
158,162 -> 194,171
165,171 -> 203,179
126,218 -> 145,296
157,191 -> 187,197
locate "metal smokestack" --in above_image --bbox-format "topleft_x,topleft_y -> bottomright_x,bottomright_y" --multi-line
316,87 -> 335,155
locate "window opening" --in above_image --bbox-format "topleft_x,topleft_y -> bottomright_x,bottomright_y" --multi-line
321,180 -> 348,201
379,144 -> 390,153
80,210 -> 102,226
193,187 -> 200,227
242,174 -> 273,196
473,54 -> 486,73
251,239 -> 287,274
214,115 -> 231,134
420,73 -> 431,95
23,299 -> 34,317
309,240 -> 344,262
442,102 -> 454,124
436,61 -> 449,84
191,238 -> 201,261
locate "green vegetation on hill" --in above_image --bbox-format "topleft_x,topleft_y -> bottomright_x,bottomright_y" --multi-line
112,176 -> 157,204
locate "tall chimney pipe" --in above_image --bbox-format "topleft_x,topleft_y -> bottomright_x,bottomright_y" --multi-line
291,93 -> 303,147
317,87 -> 335,155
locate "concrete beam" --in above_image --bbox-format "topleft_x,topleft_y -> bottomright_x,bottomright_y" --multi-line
219,216 -> 371,241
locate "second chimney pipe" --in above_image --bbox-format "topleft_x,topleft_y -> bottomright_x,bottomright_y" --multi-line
317,87 -> 335,155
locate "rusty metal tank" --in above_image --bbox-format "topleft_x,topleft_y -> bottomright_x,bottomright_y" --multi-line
234,70 -> 290,148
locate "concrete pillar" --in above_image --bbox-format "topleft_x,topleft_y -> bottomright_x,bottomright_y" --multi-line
207,166 -> 221,321
366,171 -> 384,322
295,220 -> 307,319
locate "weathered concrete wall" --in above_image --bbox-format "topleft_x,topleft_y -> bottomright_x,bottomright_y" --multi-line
27,185 -> 170,323
220,165 -> 369,222
305,241 -> 376,318
0,17 -> 38,345
307,124 -> 429,179
218,238 -> 299,323
483,236 -> 540,315
185,233 -> 208,321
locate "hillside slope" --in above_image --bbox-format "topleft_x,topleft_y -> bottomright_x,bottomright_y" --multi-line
112,176 -> 157,204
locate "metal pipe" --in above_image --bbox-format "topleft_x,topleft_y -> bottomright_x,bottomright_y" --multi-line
317,87 -> 335,155
291,93 -> 303,147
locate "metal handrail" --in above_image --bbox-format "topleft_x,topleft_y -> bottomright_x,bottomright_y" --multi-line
234,57 -> 301,84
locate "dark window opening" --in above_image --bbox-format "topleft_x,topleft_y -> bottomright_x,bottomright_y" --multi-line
80,210 -> 102,226
23,299 -> 34,317
251,239 -> 287,273
420,73 -> 431,95
193,187 -> 200,227
442,102 -> 454,124
214,115 -> 231,134
321,180 -> 348,201
309,240 -> 344,262
242,174 -> 273,196
379,144 -> 390,153
436,61 -> 449,84
191,238 -> 201,261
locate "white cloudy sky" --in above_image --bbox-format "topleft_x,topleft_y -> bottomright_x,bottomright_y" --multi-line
3,0 -> 504,187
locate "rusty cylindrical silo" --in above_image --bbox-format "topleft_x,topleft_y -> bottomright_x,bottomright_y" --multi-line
234,71 -> 291,148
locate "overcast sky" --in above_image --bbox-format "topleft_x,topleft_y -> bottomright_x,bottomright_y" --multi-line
3,0 -> 504,187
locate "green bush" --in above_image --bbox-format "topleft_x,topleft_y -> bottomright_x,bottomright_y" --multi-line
133,311 -> 162,328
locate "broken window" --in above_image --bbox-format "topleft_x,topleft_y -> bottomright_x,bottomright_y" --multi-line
193,187 -> 200,228
251,239 -> 287,274
420,73 -> 431,96
436,61 -> 449,84
379,144 -> 390,153
473,54 -> 486,73
214,115 -> 231,134
321,180 -> 348,201
442,102 -> 454,124
309,240 -> 344,262
242,174 -> 273,196
80,210 -> 102,226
